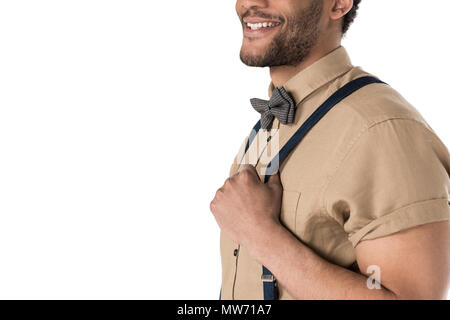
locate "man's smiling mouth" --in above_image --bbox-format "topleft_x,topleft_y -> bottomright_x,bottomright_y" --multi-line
245,21 -> 281,30
242,18 -> 282,36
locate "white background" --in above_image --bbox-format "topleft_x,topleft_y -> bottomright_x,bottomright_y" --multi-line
0,0 -> 449,299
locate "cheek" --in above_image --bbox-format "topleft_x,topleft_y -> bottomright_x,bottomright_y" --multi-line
235,0 -> 243,18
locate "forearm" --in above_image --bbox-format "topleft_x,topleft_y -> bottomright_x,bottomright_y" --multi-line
250,223 -> 398,300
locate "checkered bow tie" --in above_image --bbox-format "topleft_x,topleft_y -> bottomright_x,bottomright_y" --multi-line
250,87 -> 296,130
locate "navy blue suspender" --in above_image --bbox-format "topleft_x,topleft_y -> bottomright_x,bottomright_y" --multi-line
223,76 -> 385,300
262,76 -> 385,183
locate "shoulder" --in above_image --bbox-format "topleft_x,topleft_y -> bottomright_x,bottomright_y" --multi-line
334,67 -> 435,134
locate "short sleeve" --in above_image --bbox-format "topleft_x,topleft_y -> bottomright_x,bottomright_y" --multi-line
324,119 -> 450,247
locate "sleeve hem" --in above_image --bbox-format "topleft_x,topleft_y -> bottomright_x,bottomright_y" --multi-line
349,198 -> 450,248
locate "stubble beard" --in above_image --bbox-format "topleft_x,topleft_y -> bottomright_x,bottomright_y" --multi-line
240,1 -> 323,68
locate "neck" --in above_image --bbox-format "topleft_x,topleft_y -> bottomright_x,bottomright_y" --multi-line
269,43 -> 341,88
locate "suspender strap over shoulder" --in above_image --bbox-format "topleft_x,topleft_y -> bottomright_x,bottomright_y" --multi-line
263,76 -> 385,183
258,76 -> 385,300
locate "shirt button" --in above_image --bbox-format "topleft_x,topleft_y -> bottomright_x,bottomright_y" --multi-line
233,249 -> 238,256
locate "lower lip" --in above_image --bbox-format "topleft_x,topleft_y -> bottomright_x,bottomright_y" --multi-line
243,24 -> 281,37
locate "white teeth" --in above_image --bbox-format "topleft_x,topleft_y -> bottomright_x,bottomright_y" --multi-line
246,22 -> 278,30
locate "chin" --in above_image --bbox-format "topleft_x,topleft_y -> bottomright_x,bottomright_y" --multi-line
241,43 -> 268,60
240,52 -> 266,67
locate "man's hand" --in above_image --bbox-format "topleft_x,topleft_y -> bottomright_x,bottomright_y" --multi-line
211,168 -> 450,300
210,164 -> 283,258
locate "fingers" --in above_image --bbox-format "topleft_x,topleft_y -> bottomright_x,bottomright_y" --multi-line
237,164 -> 257,174
236,165 -> 281,187
210,185 -> 226,214
236,164 -> 259,184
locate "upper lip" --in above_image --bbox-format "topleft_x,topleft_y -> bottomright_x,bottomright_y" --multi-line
243,17 -> 281,24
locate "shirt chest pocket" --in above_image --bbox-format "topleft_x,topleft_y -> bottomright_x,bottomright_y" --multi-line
280,190 -> 301,232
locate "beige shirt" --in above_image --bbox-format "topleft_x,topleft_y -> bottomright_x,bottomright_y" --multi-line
220,46 -> 450,300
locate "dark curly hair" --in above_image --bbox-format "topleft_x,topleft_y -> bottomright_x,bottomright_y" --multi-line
342,0 -> 361,35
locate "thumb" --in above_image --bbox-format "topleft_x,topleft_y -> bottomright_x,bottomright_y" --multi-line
267,172 -> 282,188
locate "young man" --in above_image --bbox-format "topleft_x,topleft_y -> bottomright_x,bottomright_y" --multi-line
210,0 -> 450,300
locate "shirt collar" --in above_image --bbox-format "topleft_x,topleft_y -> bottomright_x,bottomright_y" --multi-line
268,46 -> 353,105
